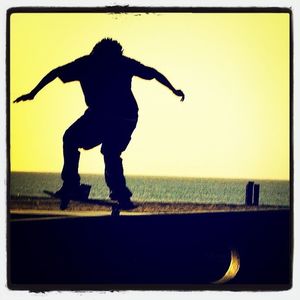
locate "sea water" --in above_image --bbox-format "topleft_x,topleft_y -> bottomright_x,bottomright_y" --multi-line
10,172 -> 290,206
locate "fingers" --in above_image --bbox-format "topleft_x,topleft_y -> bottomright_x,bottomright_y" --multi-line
13,97 -> 23,103
14,97 -> 26,103
13,94 -> 33,103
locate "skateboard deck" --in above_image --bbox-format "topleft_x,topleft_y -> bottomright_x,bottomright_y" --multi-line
43,184 -> 138,216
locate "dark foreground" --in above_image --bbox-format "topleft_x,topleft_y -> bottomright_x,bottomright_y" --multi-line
8,209 -> 292,291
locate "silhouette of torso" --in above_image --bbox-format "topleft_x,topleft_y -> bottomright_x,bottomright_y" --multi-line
59,55 -> 142,119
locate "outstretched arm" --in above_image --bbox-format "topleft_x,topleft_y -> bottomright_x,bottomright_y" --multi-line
14,67 -> 61,103
153,70 -> 185,101
137,66 -> 185,102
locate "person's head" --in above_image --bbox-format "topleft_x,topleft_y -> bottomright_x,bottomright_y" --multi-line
91,38 -> 123,59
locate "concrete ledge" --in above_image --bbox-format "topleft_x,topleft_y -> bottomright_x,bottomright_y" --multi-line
8,209 -> 292,291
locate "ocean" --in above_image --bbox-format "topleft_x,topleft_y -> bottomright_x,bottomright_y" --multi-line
10,172 -> 290,207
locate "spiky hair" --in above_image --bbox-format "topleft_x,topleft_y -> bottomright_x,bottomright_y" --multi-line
91,38 -> 123,57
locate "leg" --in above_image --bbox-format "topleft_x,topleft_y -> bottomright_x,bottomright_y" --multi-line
61,129 -> 81,188
55,121 -> 82,208
103,152 -> 132,200
101,119 -> 137,203
61,113 -> 103,190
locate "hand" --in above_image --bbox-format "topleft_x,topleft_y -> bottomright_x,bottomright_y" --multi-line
14,92 -> 35,103
174,89 -> 185,102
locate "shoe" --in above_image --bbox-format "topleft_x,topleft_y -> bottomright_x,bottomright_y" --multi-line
55,184 -> 91,200
53,186 -> 73,210
117,198 -> 138,210
109,188 -> 137,210
109,187 -> 132,201
79,184 -> 92,199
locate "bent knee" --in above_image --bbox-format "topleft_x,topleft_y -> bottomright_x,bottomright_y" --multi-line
63,128 -> 79,147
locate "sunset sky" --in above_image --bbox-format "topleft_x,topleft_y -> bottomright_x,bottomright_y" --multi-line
10,11 -> 290,180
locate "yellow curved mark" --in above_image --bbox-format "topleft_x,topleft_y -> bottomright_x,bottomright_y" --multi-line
213,249 -> 240,284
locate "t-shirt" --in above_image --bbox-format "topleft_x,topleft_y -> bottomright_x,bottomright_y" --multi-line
58,55 -> 147,119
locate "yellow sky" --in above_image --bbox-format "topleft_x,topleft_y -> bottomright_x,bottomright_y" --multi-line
10,12 -> 290,180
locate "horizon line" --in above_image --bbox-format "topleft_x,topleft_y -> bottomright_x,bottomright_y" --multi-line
9,170 -> 290,182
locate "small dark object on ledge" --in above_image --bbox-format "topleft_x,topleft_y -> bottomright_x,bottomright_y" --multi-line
245,181 -> 254,206
253,184 -> 260,206
245,181 -> 260,206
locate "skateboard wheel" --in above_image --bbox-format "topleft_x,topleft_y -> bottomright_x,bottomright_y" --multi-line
60,198 -> 70,210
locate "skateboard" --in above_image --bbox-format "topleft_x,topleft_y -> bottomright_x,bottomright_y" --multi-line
43,184 -> 138,216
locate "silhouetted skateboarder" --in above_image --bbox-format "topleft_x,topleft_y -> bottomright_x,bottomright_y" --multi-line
15,38 -> 185,209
